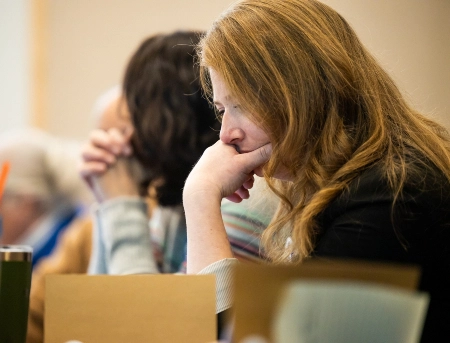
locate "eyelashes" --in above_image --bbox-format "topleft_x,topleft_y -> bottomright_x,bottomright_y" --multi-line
215,105 -> 239,122
217,106 -> 238,115
216,109 -> 225,122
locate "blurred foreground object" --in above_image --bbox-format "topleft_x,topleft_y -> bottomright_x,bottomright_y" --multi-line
273,281 -> 429,343
232,259 -> 422,342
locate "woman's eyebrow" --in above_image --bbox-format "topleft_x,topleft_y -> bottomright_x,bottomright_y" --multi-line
213,95 -> 233,106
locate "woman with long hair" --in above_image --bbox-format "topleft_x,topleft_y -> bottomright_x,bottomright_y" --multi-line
183,0 -> 450,341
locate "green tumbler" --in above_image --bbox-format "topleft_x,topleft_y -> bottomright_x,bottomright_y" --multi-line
0,245 -> 33,343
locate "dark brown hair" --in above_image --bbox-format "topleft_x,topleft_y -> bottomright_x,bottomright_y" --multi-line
124,31 -> 219,206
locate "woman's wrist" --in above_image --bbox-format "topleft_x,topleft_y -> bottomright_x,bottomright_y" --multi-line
183,179 -> 223,209
183,190 -> 223,218
184,182 -> 233,274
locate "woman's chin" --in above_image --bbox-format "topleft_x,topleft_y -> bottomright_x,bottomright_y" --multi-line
254,166 -> 293,181
254,166 -> 264,177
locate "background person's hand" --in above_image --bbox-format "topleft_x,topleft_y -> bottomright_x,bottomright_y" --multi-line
89,155 -> 144,202
78,128 -> 137,202
79,128 -> 132,176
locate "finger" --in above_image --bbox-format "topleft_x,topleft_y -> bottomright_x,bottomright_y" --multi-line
122,125 -> 134,140
122,144 -> 133,156
235,185 -> 250,200
107,128 -> 132,156
89,129 -> 115,151
237,143 -> 272,173
78,161 -> 108,178
120,127 -> 134,156
258,142 -> 272,160
81,144 -> 116,164
89,129 -> 125,156
243,174 -> 254,190
225,193 -> 243,203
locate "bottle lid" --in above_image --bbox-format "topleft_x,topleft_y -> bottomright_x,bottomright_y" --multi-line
0,245 -> 33,262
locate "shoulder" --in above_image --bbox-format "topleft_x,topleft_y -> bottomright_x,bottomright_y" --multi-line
323,166 -> 391,221
339,162 -> 450,210
315,162 -> 450,261
323,161 -> 450,240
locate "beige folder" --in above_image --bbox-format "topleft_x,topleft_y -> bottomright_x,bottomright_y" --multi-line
45,274 -> 216,343
232,258 -> 421,342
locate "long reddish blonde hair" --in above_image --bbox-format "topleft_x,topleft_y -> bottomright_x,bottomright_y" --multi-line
197,0 -> 450,262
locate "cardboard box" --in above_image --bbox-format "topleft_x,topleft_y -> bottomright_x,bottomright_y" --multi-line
45,274 -> 216,343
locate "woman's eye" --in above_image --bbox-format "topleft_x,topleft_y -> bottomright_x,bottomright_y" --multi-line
215,109 -> 225,122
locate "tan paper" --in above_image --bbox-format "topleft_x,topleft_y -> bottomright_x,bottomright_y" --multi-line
232,258 -> 421,342
45,274 -> 216,343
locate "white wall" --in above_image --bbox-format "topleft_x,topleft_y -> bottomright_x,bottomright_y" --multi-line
1,1 -> 449,139
45,0 -> 235,140
322,0 -> 450,129
0,0 -> 31,133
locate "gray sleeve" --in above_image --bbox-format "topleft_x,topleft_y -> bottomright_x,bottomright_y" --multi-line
95,197 -> 159,275
87,205 -> 108,274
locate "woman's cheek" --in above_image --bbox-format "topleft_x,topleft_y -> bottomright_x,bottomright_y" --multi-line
257,164 -> 293,181
274,166 -> 293,181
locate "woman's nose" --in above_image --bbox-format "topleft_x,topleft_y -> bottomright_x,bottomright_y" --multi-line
219,112 -> 244,144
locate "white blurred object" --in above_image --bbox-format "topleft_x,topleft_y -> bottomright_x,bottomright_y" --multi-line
272,281 -> 429,343
0,127 -> 93,252
0,127 -> 92,206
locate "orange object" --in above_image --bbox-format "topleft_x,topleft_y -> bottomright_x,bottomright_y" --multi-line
0,161 -> 11,202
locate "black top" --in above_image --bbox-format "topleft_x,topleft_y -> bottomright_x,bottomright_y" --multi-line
315,164 -> 450,342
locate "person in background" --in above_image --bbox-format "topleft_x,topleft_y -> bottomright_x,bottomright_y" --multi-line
80,31 -> 220,275
0,128 -> 90,267
80,30 -> 276,277
26,86 -> 132,343
182,0 -> 450,342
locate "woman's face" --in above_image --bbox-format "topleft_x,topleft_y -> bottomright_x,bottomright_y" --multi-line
210,68 -> 293,181
210,68 -> 270,155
